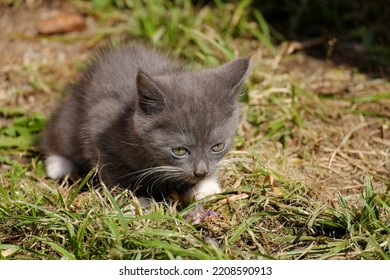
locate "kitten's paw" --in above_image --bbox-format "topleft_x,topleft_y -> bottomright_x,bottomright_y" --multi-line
186,177 -> 222,201
45,155 -> 75,179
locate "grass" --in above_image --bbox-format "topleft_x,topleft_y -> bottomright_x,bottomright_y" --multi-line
1,150 -> 388,259
0,0 -> 389,260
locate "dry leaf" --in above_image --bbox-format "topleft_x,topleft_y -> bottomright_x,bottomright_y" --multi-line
271,186 -> 283,196
259,175 -> 275,186
36,12 -> 86,34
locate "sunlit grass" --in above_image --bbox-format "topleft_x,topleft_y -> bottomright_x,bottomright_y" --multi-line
0,0 -> 389,260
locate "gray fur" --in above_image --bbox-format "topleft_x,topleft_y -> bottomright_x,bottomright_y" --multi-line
40,45 -> 250,200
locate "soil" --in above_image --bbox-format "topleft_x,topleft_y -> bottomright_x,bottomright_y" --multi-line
0,4 -> 90,115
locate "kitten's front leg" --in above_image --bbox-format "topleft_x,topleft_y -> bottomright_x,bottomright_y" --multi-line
45,154 -> 75,179
185,176 -> 222,201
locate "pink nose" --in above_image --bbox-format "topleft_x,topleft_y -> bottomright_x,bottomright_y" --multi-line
194,160 -> 208,178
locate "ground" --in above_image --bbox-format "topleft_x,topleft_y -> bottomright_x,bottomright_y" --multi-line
0,1 -> 389,260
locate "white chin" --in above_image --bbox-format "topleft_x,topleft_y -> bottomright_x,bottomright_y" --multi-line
184,176 -> 222,201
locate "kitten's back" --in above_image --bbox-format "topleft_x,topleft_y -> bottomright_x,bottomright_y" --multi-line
83,46 -> 183,100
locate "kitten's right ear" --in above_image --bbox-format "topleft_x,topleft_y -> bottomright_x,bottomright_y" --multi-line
136,71 -> 165,115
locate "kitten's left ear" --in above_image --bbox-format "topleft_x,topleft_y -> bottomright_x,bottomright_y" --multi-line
217,57 -> 251,95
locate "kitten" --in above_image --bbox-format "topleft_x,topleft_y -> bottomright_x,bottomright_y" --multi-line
40,45 -> 250,201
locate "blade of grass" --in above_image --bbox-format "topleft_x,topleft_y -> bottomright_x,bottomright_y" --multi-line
228,211 -> 276,245
37,239 -> 76,260
101,181 -> 129,232
66,168 -> 97,207
252,9 -> 276,55
348,92 -> 390,103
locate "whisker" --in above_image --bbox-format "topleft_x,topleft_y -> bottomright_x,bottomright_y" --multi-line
118,139 -> 143,147
118,165 -> 182,180
146,170 -> 193,195
132,166 -> 187,188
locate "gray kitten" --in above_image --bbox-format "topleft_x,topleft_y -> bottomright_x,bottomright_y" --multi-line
40,46 -> 250,201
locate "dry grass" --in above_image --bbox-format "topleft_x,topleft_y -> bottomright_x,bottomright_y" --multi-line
0,1 -> 389,260
245,50 -> 390,199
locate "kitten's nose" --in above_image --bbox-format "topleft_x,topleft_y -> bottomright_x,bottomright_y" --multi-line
194,170 -> 208,178
194,161 -> 208,178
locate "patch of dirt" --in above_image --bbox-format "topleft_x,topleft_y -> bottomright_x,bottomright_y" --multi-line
0,3 -> 91,115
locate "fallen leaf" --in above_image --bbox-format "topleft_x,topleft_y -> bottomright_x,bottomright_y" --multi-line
271,186 -> 283,196
36,12 -> 86,34
259,175 -> 275,186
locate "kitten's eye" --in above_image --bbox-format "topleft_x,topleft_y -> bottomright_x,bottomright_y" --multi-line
211,142 -> 225,153
172,147 -> 189,157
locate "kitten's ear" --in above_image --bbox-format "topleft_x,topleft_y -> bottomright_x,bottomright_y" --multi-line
217,57 -> 251,95
136,71 -> 165,114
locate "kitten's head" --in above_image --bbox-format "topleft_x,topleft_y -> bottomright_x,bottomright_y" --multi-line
133,57 -> 250,184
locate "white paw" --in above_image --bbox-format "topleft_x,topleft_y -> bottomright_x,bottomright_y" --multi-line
186,177 -> 222,201
45,155 -> 75,179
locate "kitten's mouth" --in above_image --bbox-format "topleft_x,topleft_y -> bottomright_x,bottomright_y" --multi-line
187,174 -> 211,184
172,174 -> 204,185
188,176 -> 203,184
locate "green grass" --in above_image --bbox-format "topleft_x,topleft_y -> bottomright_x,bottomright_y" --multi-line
1,0 -> 389,260
1,151 -> 388,259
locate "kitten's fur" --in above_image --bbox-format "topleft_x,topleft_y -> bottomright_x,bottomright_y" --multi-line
40,46 -> 250,201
